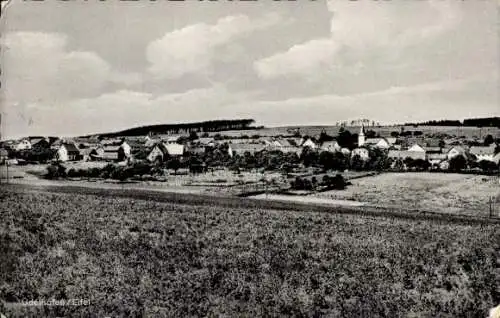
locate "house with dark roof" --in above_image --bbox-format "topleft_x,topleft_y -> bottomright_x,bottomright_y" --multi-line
147,143 -> 168,162
102,146 -> 124,162
56,143 -> 81,162
364,138 -> 391,149
147,143 -> 185,162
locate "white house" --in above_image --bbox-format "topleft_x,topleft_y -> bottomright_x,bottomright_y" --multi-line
341,148 -> 351,155
470,144 -> 497,162
147,143 -> 185,162
365,138 -> 390,149
320,140 -> 341,152
351,148 -> 370,161
120,141 -> 131,157
147,143 -> 168,162
165,143 -> 185,157
15,139 -> 32,151
447,146 -> 467,160
301,138 -> 317,149
56,143 -> 81,162
408,144 -> 426,152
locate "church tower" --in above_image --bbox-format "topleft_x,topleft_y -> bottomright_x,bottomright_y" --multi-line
358,125 -> 365,146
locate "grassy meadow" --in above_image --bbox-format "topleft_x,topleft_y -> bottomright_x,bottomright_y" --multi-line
1,185 -> 499,317
315,172 -> 500,216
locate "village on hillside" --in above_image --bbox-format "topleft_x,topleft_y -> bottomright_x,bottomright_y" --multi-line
1,120 -> 499,194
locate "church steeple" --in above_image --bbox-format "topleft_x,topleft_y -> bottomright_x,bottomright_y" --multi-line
358,125 -> 366,146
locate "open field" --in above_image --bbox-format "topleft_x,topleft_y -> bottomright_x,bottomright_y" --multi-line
314,172 -> 500,216
0,164 -> 284,195
1,185 -> 499,317
210,125 -> 500,138
0,162 -> 109,181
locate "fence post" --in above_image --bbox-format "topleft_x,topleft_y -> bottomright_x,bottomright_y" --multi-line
489,196 -> 493,218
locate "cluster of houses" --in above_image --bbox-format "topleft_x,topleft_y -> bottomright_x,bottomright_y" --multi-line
355,127 -> 500,169
1,126 -> 499,171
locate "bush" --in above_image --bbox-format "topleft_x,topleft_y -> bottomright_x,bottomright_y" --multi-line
478,160 -> 497,172
88,168 -> 101,178
323,174 -> 346,190
449,155 -> 467,172
110,166 -> 129,181
45,163 -> 66,179
67,168 -> 77,178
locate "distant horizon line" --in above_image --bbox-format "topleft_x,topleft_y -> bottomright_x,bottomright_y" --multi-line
2,116 -> 500,141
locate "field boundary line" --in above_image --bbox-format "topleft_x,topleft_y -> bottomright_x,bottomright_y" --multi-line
2,183 -> 499,226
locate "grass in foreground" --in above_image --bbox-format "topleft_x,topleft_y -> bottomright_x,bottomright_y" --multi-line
0,186 -> 499,317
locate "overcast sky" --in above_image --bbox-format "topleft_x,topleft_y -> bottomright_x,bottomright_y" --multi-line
0,0 -> 498,138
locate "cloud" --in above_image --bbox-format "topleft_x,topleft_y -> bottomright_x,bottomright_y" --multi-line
0,31 -> 144,105
146,13 -> 281,79
254,0 -> 462,79
254,39 -> 339,80
234,74 -> 498,127
2,85 -> 252,137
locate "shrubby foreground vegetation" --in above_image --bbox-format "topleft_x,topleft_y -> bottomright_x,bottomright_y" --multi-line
0,187 -> 498,317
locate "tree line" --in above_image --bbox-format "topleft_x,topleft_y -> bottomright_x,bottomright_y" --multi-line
405,117 -> 500,128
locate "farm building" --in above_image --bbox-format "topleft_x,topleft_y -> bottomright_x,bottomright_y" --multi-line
147,143 -> 185,162
101,145 -> 127,162
56,143 -> 81,162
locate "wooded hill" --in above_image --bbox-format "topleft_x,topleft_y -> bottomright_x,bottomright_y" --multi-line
85,119 -> 257,138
